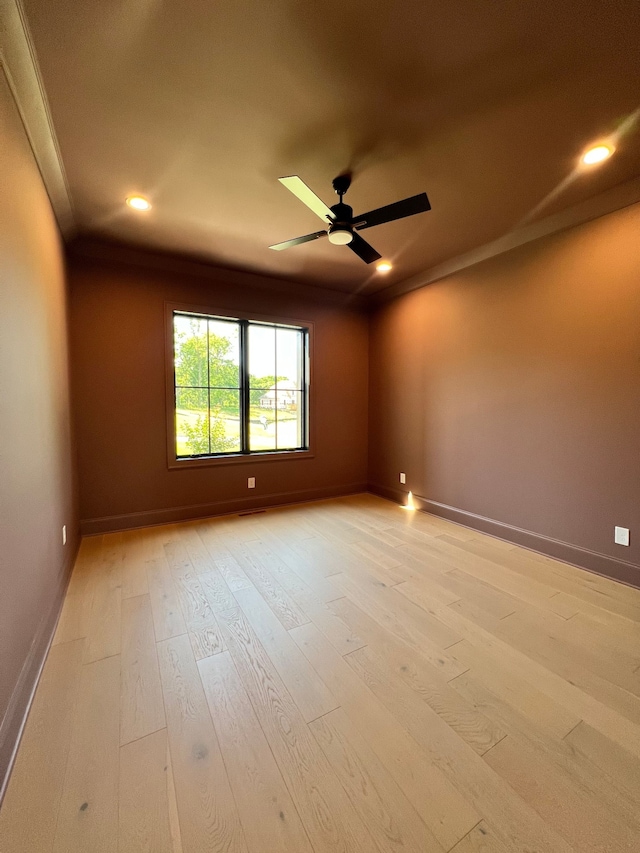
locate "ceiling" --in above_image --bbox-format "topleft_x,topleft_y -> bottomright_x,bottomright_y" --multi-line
20,0 -> 640,294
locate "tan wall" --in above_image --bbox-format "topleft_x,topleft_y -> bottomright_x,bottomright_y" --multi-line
369,203 -> 640,584
68,247 -> 369,532
0,72 -> 77,786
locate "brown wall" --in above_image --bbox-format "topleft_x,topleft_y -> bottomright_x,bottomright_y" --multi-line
68,246 -> 369,533
369,203 -> 640,585
0,72 -> 77,790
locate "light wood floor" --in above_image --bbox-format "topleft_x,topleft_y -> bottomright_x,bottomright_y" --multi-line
2,495 -> 640,852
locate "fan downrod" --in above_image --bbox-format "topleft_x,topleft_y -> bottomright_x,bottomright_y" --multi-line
332,173 -> 352,200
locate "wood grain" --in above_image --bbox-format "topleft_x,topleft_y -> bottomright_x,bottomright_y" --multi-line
119,729 -> 173,852
199,651 -> 314,853
157,634 -> 247,853
120,594 -> 165,745
146,553 -> 187,642
233,585 -> 337,722
0,639 -> 85,853
217,606 -> 378,853
310,707 -> 444,852
3,494 -> 639,853
53,655 -> 121,853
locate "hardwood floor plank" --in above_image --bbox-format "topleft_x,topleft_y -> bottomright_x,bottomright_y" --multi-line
198,651 -> 314,853
332,571 -> 466,679
164,542 -> 216,628
120,594 -> 166,745
409,594 -> 640,759
459,603 -> 640,723
243,535 -> 342,605
310,707 -> 444,852
564,721 -> 640,808
84,544 -> 122,664
188,619 -> 226,660
213,554 -> 253,591
195,524 -> 234,564
157,634 -> 248,853
224,540 -> 309,629
499,606 -> 640,696
6,495 -> 640,853
450,641 -> 582,741
329,597 -> 505,755
409,534 -> 568,613
483,734 -> 640,852
119,729 -> 173,852
216,606 -> 379,853
451,668 -> 640,825
52,591 -> 92,646
435,568 -> 521,619
53,655 -> 121,853
65,535 -> 103,598
121,529 -> 150,599
176,524 -> 218,574
448,821 -> 510,853
0,639 -> 85,853
347,644 -> 575,853
289,621 -> 480,850
470,536 -> 640,620
166,740 -> 184,853
147,554 -> 188,642
233,585 -> 338,722
199,569 -> 236,612
301,594 -> 367,655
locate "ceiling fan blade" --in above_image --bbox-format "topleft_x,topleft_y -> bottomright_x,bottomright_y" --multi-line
269,230 -> 327,251
347,232 -> 382,264
355,192 -> 431,231
278,176 -> 334,223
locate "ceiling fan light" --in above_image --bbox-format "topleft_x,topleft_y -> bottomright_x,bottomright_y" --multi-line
328,225 -> 353,245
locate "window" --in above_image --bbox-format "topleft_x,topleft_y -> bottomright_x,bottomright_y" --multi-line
171,310 -> 309,460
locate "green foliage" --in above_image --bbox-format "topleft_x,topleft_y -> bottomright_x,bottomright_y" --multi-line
174,320 -> 294,455
182,411 -> 236,455
174,321 -> 239,408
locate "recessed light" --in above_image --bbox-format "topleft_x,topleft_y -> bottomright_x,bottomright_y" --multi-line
581,144 -> 614,166
376,261 -> 392,273
126,195 -> 152,211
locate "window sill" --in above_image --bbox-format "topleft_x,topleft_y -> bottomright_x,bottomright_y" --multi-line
168,449 -> 314,470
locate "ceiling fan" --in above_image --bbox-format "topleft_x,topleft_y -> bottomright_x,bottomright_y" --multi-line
269,174 -> 431,264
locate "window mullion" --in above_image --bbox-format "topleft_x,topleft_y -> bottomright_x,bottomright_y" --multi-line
240,320 -> 250,452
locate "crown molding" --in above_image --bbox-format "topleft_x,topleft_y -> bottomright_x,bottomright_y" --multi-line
0,0 -> 75,236
67,235 -> 371,310
373,175 -> 640,304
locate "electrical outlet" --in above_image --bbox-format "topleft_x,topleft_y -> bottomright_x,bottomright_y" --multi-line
248,477 -> 256,489
614,526 -> 630,546
399,473 -> 406,484
62,525 -> 67,546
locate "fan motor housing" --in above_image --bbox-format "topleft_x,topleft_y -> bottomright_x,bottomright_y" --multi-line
328,202 -> 354,244
329,202 -> 353,224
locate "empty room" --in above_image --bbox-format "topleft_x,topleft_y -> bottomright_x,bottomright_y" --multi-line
1,1 -> 640,851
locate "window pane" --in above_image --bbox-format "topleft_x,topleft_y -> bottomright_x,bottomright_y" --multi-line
250,407 -> 276,452
173,313 -> 307,458
276,327 -> 303,390
276,390 -> 303,449
209,319 -> 240,388
210,389 -> 241,453
249,323 -> 276,393
174,315 -> 208,388
176,387 -> 209,456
